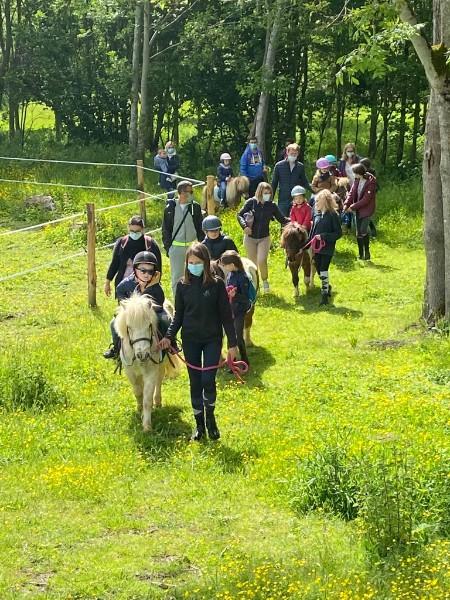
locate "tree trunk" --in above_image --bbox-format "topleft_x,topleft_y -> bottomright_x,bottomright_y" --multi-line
252,0 -> 283,158
368,85 -> 379,158
422,90 -> 445,321
297,47 -> 308,161
172,90 -> 179,145
335,84 -> 345,158
129,0 -> 143,156
410,98 -> 421,162
380,78 -> 390,166
396,56 -> 408,165
152,99 -> 166,150
136,0 -> 150,160
355,105 -> 360,146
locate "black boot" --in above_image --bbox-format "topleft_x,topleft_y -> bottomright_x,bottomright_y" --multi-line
103,343 -> 119,359
205,408 -> 220,440
357,237 -> 364,260
191,412 -> 206,441
319,292 -> 329,306
327,284 -> 333,297
363,236 -> 371,260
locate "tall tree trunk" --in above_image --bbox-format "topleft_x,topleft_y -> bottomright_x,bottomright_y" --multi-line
136,0 -> 150,160
355,105 -> 361,146
380,78 -> 390,166
297,47 -> 308,161
396,52 -> 408,165
152,99 -> 166,150
335,84 -> 345,157
252,0 -> 283,158
368,85 -> 379,158
129,0 -> 143,156
172,90 -> 179,145
410,98 -> 421,162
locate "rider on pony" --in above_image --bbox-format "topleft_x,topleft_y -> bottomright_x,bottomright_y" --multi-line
104,251 -> 169,359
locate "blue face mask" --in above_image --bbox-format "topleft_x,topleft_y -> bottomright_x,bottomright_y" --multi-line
187,263 -> 204,277
129,231 -> 143,240
249,143 -> 257,151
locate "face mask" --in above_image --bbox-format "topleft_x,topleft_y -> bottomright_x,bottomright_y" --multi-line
129,231 -> 143,240
167,148 -> 176,156
187,263 -> 204,277
262,193 -> 272,202
346,151 -> 354,158
287,154 -> 297,163
249,143 -> 257,151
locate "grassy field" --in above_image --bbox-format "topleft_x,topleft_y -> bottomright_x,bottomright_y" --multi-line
0,164 -> 449,599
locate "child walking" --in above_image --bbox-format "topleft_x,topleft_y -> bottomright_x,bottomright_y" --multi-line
219,250 -> 251,368
217,153 -> 233,207
310,189 -> 342,306
290,185 -> 312,231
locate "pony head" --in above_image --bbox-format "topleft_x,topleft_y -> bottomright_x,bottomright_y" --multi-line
115,293 -> 159,363
280,223 -> 308,263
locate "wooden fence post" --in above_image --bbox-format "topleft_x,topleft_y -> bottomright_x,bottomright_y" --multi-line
86,202 -> 97,308
136,159 -> 146,223
206,175 -> 216,215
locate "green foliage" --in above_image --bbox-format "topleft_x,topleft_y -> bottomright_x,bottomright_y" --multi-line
0,353 -> 67,412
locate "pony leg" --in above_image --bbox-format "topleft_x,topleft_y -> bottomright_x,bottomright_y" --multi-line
125,368 -> 144,414
142,375 -> 156,432
244,308 -> 254,347
302,254 -> 312,290
308,250 -> 315,288
153,364 -> 164,408
290,263 -> 300,297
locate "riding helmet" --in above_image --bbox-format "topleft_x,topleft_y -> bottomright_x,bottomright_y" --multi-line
220,153 -> 231,161
202,215 -> 222,231
133,251 -> 158,267
325,154 -> 337,165
291,185 -> 306,197
316,157 -> 331,169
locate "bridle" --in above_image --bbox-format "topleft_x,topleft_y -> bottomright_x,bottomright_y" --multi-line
127,323 -> 164,365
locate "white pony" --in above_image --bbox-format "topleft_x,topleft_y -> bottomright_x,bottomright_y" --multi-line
114,294 -> 181,431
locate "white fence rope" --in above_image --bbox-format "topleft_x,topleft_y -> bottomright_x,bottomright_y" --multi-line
0,180 -> 203,236
0,155 -> 205,184
0,227 -> 162,283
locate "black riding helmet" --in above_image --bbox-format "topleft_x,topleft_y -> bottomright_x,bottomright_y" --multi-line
133,251 -> 158,268
202,215 -> 222,231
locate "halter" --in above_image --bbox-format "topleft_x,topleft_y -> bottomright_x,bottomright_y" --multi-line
126,324 -> 164,365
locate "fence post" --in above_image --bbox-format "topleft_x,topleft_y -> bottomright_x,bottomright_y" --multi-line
136,159 -> 146,223
86,202 -> 97,308
206,175 -> 216,215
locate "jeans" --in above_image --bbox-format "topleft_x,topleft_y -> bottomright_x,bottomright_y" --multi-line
355,215 -> 370,237
182,339 -> 223,415
110,317 -> 120,348
219,181 -> 227,205
278,199 -> 291,217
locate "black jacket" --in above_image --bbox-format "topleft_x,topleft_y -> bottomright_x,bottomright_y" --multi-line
310,211 -> 342,256
271,160 -> 312,203
116,275 -> 165,305
201,234 -> 238,260
166,276 -> 237,348
106,234 -> 162,289
237,198 -> 289,239
162,199 -> 204,253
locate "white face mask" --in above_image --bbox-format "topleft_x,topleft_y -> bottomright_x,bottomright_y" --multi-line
262,193 -> 272,202
129,231 -> 143,240
287,154 -> 298,163
346,151 -> 354,158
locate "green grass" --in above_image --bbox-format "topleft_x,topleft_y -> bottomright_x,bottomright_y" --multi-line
0,168 -> 449,599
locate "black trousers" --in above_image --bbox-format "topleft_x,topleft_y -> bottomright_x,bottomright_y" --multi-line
314,253 -> 332,272
248,176 -> 265,197
182,339 -> 222,414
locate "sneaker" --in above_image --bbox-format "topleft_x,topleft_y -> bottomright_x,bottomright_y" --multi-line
262,281 -> 270,294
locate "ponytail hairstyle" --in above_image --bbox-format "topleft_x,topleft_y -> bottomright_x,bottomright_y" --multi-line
220,250 -> 245,272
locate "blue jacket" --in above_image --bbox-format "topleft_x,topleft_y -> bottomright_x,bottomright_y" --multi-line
227,270 -> 250,316
240,145 -> 265,180
217,163 -> 233,183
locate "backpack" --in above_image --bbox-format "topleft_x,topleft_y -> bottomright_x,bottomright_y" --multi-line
245,272 -> 257,307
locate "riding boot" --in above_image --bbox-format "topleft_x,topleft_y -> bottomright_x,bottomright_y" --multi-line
238,343 -> 249,368
191,411 -> 206,441
357,237 -> 364,259
363,236 -> 371,260
103,339 -> 120,359
205,407 -> 220,440
319,292 -> 329,306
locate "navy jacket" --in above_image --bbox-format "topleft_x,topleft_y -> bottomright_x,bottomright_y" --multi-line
202,234 -> 238,260
116,275 -> 165,305
217,163 -> 233,183
237,198 -> 289,239
166,276 -> 237,348
227,270 -> 250,316
271,159 -> 312,205
310,211 -> 342,256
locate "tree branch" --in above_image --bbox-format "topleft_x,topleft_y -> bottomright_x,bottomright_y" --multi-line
395,0 -> 443,91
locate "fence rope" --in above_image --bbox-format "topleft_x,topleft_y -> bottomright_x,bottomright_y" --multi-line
0,181 -> 203,236
0,155 -> 205,184
0,227 -> 162,283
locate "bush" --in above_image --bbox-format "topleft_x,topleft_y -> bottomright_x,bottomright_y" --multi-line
0,360 -> 67,412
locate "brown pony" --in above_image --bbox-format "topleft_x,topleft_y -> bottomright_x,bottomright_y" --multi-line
280,222 -> 314,297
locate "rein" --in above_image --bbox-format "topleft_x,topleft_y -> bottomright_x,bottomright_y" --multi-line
127,324 -> 164,365
284,232 -> 325,265
169,346 -> 249,384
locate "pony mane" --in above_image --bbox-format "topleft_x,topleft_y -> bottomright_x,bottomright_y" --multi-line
280,222 -> 308,248
115,293 -> 158,339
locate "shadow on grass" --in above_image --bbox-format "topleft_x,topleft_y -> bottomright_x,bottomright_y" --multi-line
199,442 -> 255,474
218,344 -> 276,389
129,405 -> 191,462
257,293 -> 295,310
295,289 -> 363,317
334,248 -> 359,272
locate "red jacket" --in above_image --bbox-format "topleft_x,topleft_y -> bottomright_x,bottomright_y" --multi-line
290,202 -> 312,231
344,174 -> 376,218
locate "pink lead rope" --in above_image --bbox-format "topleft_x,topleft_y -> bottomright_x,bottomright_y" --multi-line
170,346 -> 249,384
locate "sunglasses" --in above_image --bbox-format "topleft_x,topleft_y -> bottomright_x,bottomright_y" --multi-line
136,267 -> 154,275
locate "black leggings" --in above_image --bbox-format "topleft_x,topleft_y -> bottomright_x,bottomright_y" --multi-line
314,253 -> 332,272
182,339 -> 222,415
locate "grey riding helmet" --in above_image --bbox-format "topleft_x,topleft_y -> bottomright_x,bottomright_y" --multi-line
202,215 -> 222,231
133,251 -> 158,267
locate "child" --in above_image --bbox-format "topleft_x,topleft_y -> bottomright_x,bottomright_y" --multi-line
219,250 -> 251,367
201,215 -> 238,260
310,189 -> 342,306
310,158 -> 337,209
217,153 -> 233,207
154,148 -> 175,198
360,157 -> 377,238
325,154 -> 341,177
289,185 -> 312,231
